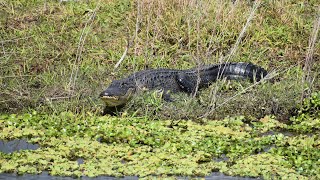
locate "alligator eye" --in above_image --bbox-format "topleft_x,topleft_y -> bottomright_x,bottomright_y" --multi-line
120,82 -> 127,87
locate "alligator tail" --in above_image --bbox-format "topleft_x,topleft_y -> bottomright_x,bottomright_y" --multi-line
179,62 -> 268,93
216,62 -> 268,82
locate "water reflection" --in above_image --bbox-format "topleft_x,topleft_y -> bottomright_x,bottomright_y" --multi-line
0,139 -> 39,153
77,158 -> 84,165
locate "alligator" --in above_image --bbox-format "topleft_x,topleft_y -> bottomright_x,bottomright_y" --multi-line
100,62 -> 268,114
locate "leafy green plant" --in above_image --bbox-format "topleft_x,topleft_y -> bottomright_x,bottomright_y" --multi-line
1,112 -> 319,178
288,92 -> 320,132
298,92 -> 320,117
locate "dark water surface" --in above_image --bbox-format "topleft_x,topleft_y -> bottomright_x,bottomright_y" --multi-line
0,172 -> 256,180
0,139 -> 256,180
0,139 -> 39,153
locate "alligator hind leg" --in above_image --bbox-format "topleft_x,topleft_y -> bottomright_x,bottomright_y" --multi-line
176,73 -> 198,95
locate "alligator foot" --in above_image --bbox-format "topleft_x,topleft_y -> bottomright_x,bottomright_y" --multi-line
163,92 -> 174,102
102,105 -> 125,116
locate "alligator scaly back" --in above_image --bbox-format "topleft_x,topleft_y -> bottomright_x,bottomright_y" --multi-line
100,62 -> 268,108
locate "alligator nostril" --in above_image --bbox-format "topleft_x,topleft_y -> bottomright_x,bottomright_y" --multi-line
99,91 -> 108,97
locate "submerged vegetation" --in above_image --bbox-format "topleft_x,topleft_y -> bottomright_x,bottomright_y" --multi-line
0,0 -> 319,179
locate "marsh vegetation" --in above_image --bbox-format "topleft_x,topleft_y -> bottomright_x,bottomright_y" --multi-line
0,0 -> 319,179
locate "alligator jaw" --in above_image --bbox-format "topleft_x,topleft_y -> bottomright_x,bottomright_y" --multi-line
100,96 -> 122,106
100,88 -> 134,107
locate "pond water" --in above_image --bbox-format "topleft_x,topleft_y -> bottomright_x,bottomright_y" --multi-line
0,139 -> 39,153
0,172 -> 256,180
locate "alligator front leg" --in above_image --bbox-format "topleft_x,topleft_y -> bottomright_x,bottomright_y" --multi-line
176,73 -> 199,95
162,91 -> 174,102
102,105 -> 125,116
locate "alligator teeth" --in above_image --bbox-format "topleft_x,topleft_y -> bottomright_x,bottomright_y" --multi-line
101,96 -> 119,100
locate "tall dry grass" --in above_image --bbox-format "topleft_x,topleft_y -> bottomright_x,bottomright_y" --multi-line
301,8 -> 320,101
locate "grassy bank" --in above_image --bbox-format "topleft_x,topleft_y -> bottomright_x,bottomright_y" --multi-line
1,0 -> 319,116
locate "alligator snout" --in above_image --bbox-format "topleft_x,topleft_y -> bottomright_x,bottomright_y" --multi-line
99,91 -> 110,98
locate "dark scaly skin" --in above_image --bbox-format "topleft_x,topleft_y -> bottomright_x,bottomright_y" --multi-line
100,62 -> 268,111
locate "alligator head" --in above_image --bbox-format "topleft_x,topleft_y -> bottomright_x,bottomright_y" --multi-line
99,79 -> 135,107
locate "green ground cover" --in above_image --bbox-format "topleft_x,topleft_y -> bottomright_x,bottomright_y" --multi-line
0,93 -> 319,178
0,0 -> 319,179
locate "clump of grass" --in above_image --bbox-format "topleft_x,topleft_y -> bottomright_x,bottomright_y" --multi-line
301,11 -> 320,100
